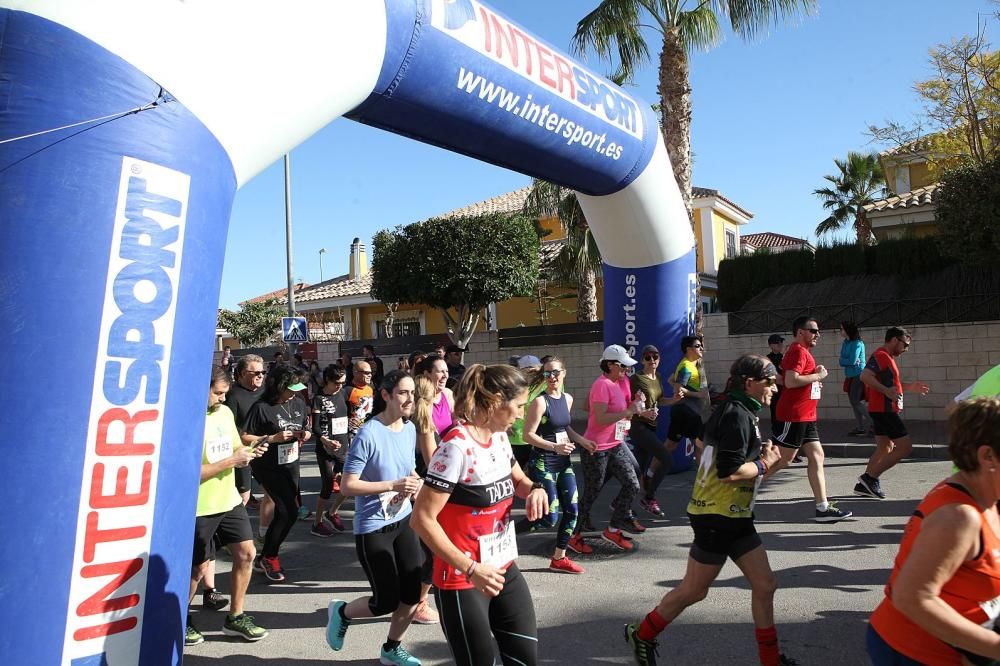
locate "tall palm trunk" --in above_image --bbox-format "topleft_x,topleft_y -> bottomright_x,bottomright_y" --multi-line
577,263 -> 599,322
659,28 -> 699,329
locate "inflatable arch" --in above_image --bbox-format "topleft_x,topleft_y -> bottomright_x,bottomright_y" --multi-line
0,1 -> 694,662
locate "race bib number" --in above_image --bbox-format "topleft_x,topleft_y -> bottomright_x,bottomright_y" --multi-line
896,393 -> 904,411
614,419 -> 631,442
329,416 -> 348,435
277,442 -> 299,465
555,430 -> 570,446
980,595 -> 1000,627
205,437 -> 232,464
810,382 -> 822,400
379,491 -> 407,520
479,522 -> 518,567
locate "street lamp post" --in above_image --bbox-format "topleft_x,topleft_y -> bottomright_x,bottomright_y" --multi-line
319,247 -> 327,282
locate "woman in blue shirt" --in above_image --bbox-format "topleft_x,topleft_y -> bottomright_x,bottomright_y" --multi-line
840,321 -> 871,436
325,370 -> 424,666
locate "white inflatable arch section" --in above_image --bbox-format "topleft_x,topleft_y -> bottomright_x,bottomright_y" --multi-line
0,1 -> 694,663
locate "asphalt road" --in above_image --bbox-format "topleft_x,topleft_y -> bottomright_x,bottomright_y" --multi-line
184,452 -> 951,665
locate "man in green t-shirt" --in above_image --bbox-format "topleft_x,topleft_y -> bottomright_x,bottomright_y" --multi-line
187,367 -> 269,647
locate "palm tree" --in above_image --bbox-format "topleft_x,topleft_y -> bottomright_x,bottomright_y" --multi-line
523,180 -> 603,322
572,0 -> 815,219
813,151 -> 885,245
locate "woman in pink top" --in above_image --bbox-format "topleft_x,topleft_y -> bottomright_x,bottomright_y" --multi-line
418,354 -> 455,436
568,345 -> 653,554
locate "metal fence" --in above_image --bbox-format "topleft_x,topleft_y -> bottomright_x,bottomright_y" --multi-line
727,294 -> 1000,335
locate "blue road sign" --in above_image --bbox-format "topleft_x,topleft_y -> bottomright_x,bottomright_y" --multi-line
281,316 -> 308,343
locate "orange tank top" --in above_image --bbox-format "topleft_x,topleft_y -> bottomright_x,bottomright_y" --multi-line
869,481 -> 1000,665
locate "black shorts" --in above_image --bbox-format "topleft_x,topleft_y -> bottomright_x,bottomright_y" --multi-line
688,514 -> 762,565
193,503 -> 254,566
870,412 -> 908,439
774,421 -> 820,449
667,405 -> 703,442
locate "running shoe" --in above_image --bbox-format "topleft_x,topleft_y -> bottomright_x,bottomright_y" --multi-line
412,599 -> 439,625
185,619 -> 204,647
602,528 -> 635,551
624,622 -> 658,666
618,517 -> 647,535
326,512 -> 346,533
252,554 -> 264,572
311,521 -> 337,537
332,475 -> 342,494
260,555 -> 285,582
854,474 -> 885,499
380,644 -> 421,666
202,589 -> 228,611
815,503 -> 853,523
639,497 -> 664,517
567,534 -> 593,555
549,556 -> 584,574
297,505 -> 312,521
326,600 -> 349,651
222,613 -> 269,642
792,454 -> 804,463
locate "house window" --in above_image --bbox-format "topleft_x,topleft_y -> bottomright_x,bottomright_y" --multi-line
725,229 -> 738,258
894,166 -> 910,194
376,319 -> 421,339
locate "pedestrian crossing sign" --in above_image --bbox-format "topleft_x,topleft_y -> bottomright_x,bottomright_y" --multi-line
281,316 -> 308,343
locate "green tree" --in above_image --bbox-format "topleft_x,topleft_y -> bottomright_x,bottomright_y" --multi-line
217,298 -> 284,346
523,179 -> 603,322
572,0 -> 815,214
935,156 -> 1000,266
869,30 -> 1000,178
370,213 -> 539,347
813,151 -> 885,245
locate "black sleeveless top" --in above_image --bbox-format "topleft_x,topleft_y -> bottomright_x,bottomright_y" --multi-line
536,392 -> 571,443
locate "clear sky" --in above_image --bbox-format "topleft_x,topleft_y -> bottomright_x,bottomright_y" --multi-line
219,0 -> 996,309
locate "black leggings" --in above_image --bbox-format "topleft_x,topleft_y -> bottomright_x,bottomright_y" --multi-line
630,422 -> 673,499
315,445 -> 343,500
355,516 -> 424,616
435,564 -> 537,666
250,461 -> 299,558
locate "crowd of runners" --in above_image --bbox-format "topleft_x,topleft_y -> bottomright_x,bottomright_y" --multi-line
192,320 -> 1000,666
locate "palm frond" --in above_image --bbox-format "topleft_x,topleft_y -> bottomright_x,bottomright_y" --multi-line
676,4 -> 723,53
573,0 -> 654,82
716,0 -> 817,42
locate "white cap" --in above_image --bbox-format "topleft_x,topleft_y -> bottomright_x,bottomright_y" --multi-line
517,355 -> 542,369
601,344 -> 637,367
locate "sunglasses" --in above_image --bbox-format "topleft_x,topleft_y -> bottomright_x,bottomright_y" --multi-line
246,370 -> 266,377
689,344 -> 704,350
543,369 -> 563,378
896,338 -> 911,349
643,354 -> 659,361
359,371 -> 373,376
803,328 -> 821,335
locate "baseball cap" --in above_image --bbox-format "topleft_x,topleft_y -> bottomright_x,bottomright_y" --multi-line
517,355 -> 541,369
767,334 -> 785,345
287,380 -> 307,392
640,344 -> 660,357
601,344 -> 637,367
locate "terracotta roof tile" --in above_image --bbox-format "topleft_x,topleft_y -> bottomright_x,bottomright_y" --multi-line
241,283 -> 310,306
740,232 -> 813,249
293,272 -> 373,304
863,183 -> 940,213
438,186 -> 532,219
692,186 -> 753,219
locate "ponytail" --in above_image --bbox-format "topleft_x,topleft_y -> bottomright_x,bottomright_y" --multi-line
453,364 -> 528,424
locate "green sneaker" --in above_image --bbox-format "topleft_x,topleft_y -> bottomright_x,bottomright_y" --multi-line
624,622 -> 658,666
222,613 -> 269,642
185,620 -> 204,647
380,643 -> 421,666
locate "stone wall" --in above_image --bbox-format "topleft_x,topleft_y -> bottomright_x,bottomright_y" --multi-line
701,314 -> 1000,422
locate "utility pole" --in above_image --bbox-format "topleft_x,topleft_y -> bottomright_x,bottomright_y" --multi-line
284,153 -> 297,355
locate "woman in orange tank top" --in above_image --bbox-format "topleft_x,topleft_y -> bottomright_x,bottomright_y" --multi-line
868,397 -> 1000,665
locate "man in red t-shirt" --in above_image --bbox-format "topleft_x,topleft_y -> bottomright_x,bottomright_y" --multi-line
771,316 -> 852,523
854,327 -> 930,500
